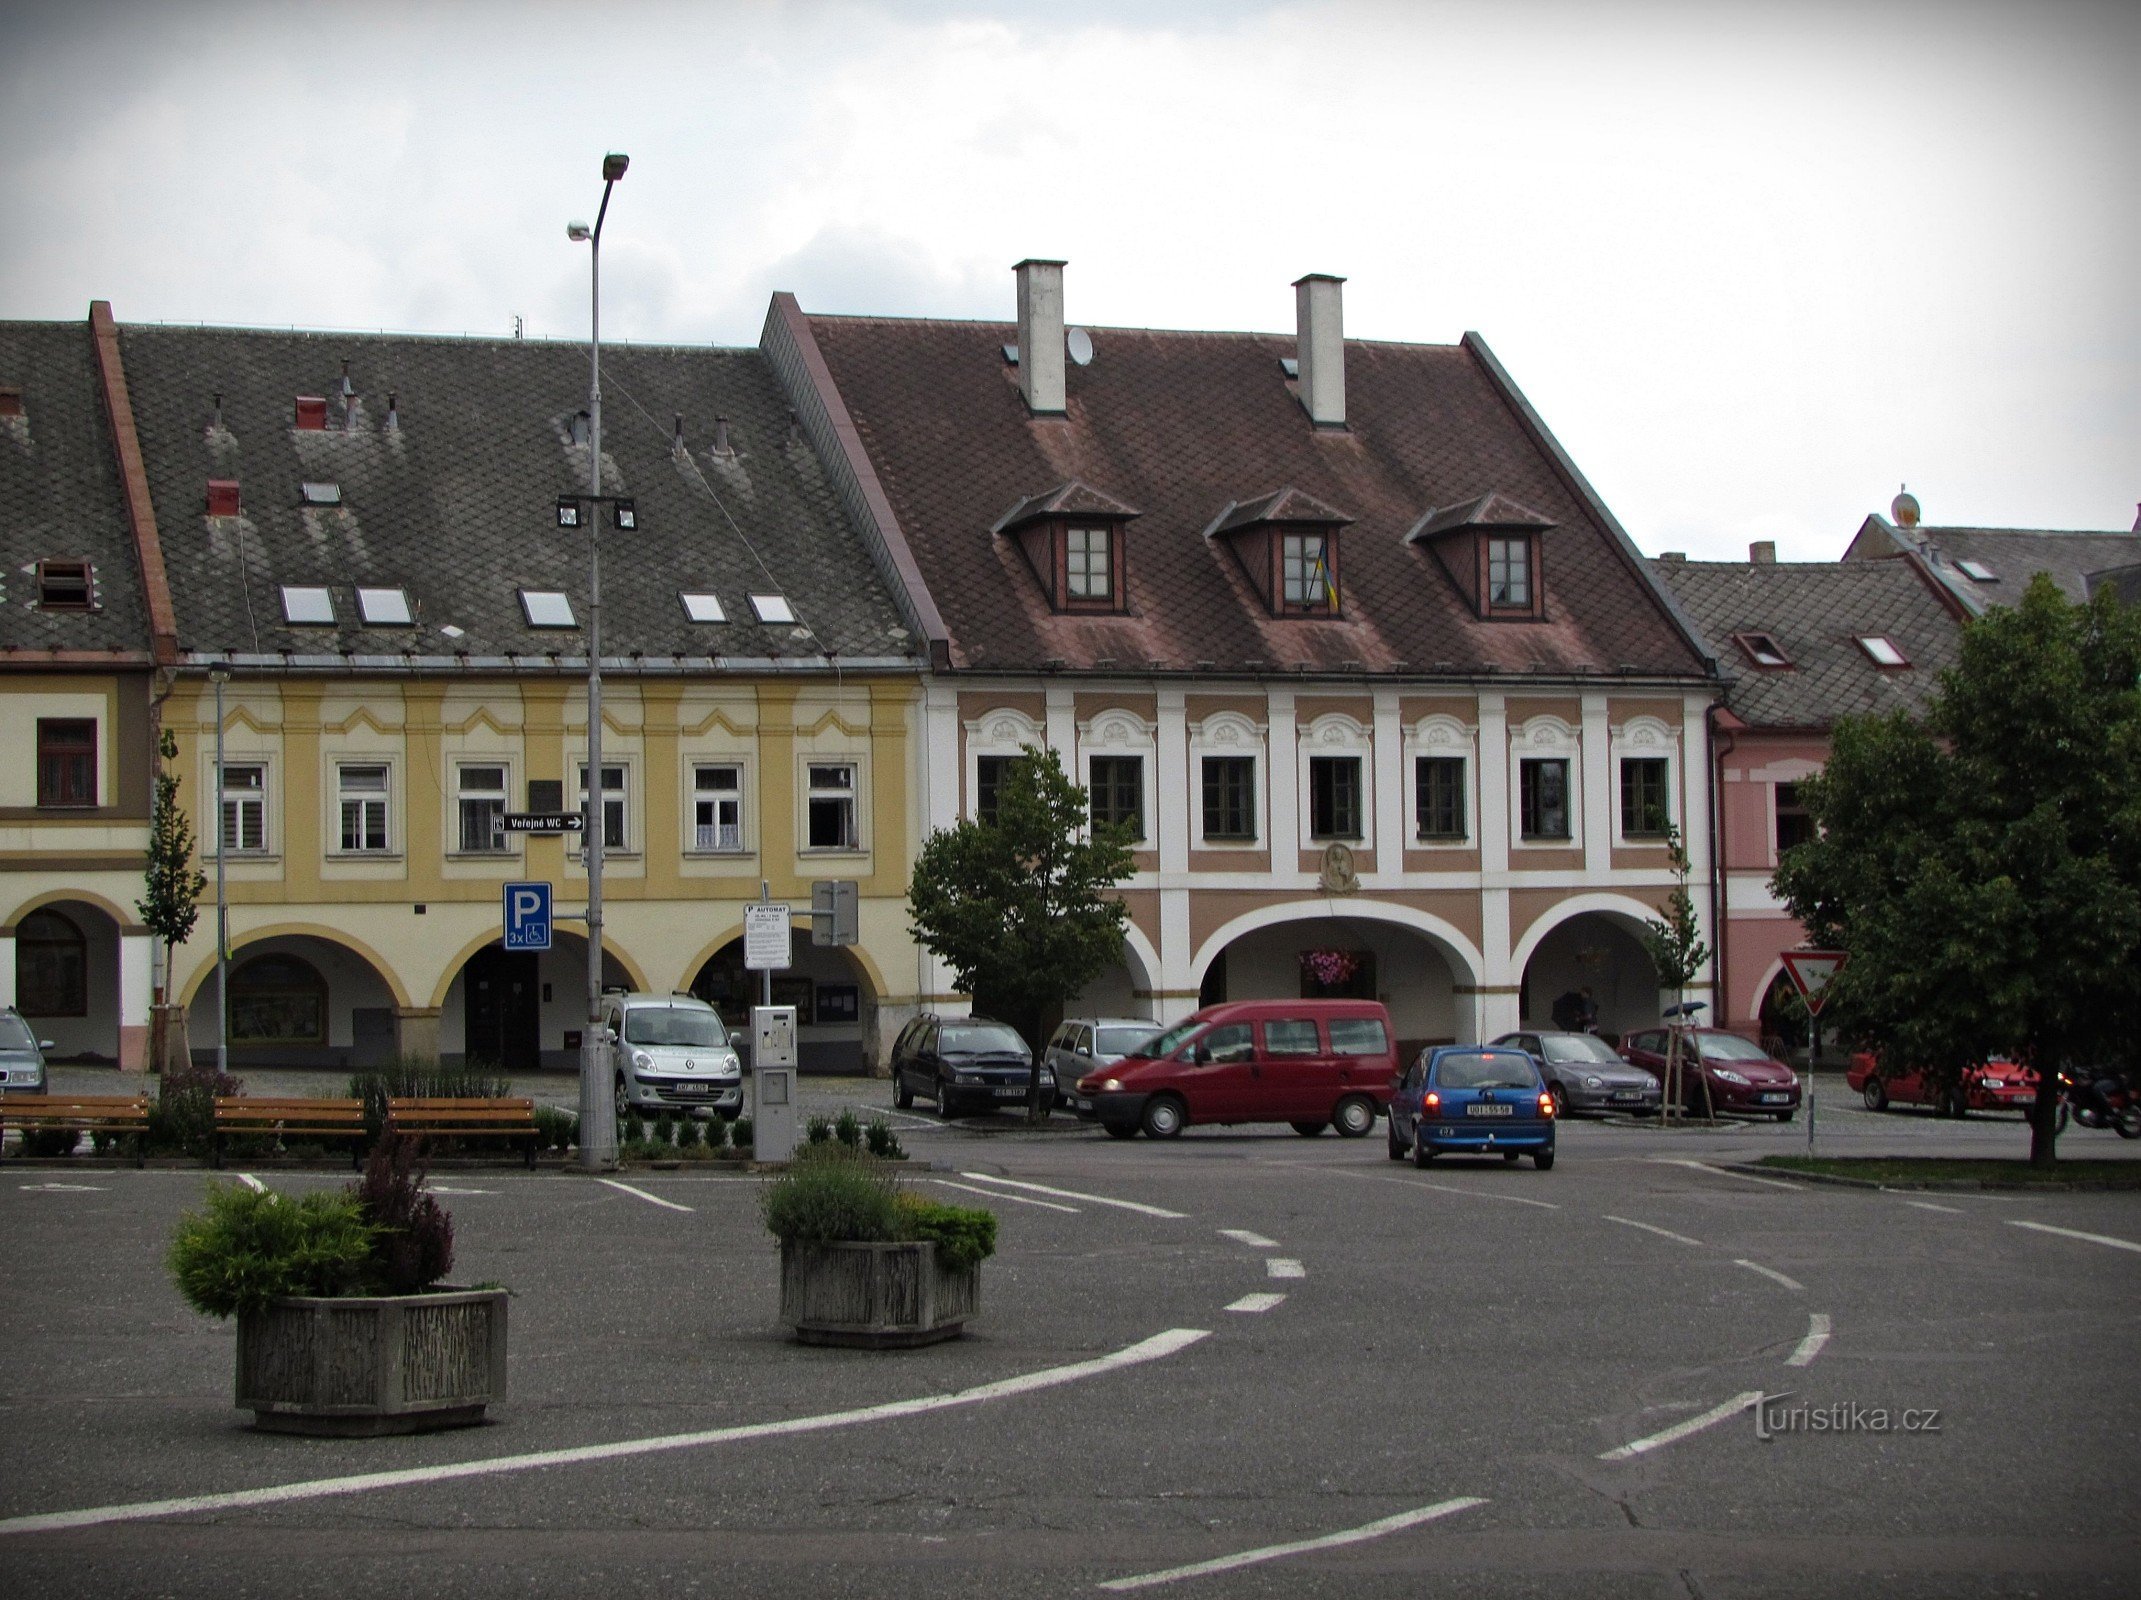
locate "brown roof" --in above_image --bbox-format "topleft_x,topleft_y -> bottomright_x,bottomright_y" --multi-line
800,312 -> 1711,679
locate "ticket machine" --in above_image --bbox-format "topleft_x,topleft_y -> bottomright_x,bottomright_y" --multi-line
751,1005 -> 799,1162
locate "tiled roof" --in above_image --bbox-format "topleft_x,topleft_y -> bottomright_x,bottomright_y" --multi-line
1650,556 -> 1963,728
111,325 -> 916,667
2088,562 -> 2141,605
1849,515 -> 2141,614
0,321 -> 152,657
992,479 -> 1141,534
1407,492 -> 1555,543
801,313 -> 1711,679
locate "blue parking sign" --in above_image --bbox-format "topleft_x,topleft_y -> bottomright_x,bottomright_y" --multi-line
503,882 -> 552,951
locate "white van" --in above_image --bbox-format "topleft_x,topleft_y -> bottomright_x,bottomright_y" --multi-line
602,992 -> 743,1122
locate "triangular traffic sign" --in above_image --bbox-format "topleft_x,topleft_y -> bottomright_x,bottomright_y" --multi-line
1780,949 -> 1848,1015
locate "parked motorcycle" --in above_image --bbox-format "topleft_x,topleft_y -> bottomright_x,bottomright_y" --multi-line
2061,1067 -> 2141,1139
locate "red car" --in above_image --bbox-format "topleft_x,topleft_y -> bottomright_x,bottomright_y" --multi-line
1846,1051 -> 2039,1118
1620,1027 -> 1802,1120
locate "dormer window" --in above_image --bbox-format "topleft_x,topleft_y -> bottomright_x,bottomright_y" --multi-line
36,559 -> 95,610
1407,492 -> 1554,621
1279,531 -> 1338,614
992,480 -> 1139,614
1207,486 -> 1352,620
1856,635 -> 1909,668
1732,631 -> 1793,669
1486,536 -> 1532,609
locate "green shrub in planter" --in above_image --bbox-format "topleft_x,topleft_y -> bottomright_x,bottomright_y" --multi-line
148,1061 -> 246,1158
346,1058 -> 513,1143
804,1114 -> 833,1146
893,1193 -> 998,1269
675,1117 -> 702,1150
168,1186 -> 377,1317
761,1143 -> 900,1247
863,1116 -> 904,1160
834,1108 -> 862,1149
701,1118 -> 727,1152
731,1116 -> 753,1153
624,1114 -> 645,1146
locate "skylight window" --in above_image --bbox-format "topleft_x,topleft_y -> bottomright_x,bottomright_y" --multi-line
281,585 -> 335,624
681,592 -> 727,623
1856,635 -> 1909,667
357,587 -> 413,626
520,590 -> 577,628
1956,559 -> 1998,582
1731,631 -> 1793,669
301,481 -> 342,506
749,594 -> 795,624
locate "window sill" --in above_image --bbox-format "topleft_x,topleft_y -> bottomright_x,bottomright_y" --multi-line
800,845 -> 867,856
1413,835 -> 1471,847
207,852 -> 280,864
1197,837 -> 1259,848
327,851 -> 404,862
445,850 -> 521,861
683,848 -> 757,860
1515,836 -> 1573,847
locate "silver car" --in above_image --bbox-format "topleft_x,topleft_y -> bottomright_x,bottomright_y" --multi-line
0,1008 -> 50,1094
1045,1017 -> 1163,1111
604,992 -> 744,1121
1493,1030 -> 1662,1115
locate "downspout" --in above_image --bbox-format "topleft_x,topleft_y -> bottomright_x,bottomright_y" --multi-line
1705,699 -> 1736,1034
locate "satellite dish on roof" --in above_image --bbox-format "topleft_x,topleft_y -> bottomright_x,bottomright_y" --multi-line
1066,327 -> 1094,367
1892,485 -> 1920,527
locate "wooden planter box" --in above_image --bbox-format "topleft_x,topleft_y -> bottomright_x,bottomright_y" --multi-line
779,1241 -> 979,1348
235,1286 -> 508,1435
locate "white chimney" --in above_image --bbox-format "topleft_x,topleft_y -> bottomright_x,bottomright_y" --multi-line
1293,273 -> 1346,428
1014,258 -> 1067,416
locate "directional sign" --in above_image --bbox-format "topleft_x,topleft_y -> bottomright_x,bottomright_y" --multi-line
743,902 -> 791,971
502,812 -> 584,834
1780,949 -> 1848,1015
503,882 -> 553,951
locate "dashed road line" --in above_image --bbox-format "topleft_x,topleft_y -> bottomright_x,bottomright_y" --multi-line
1219,1228 -> 1279,1248
597,1178 -> 694,1214
1732,1259 -> 1805,1291
1096,1496 -> 1489,1591
1785,1312 -> 1832,1368
1265,1258 -> 1305,1280
16,1182 -> 106,1192
1649,1157 -> 1804,1190
2007,1219 -> 2141,1256
0,1327 -> 1213,1537
1904,1201 -> 1964,1215
1599,1392 -> 1764,1461
1605,1214 -> 1704,1247
234,1172 -> 266,1193
1225,1293 -> 1286,1314
956,1173 -> 1187,1219
930,1179 -> 1077,1213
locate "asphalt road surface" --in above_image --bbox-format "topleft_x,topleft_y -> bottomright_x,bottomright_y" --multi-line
3,1082 -> 2136,1598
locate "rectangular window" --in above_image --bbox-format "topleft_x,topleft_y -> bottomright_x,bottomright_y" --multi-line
1487,536 -> 1531,608
1201,756 -> 1257,842
1066,526 -> 1112,602
1088,755 -> 1144,840
36,560 -> 94,610
36,719 -> 97,807
1263,1019 -> 1321,1056
1619,757 -> 1671,839
975,755 -> 1023,824
806,762 -> 858,850
693,764 -> 744,852
1415,755 -> 1466,841
1281,532 -> 1335,611
1329,1017 -> 1391,1056
457,764 -> 508,853
1308,755 -> 1362,839
577,763 -> 629,851
1519,758 -> 1570,841
1775,782 -> 1814,855
336,762 -> 390,853
219,763 -> 266,853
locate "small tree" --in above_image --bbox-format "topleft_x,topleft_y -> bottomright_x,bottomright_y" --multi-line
137,727 -> 207,1072
907,745 -> 1136,1116
1638,825 -> 1713,1123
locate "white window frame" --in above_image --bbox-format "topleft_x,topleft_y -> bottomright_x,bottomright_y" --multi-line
214,759 -> 271,857
1296,712 -> 1373,850
576,760 -> 632,855
1610,716 -> 1679,845
1510,716 -> 1580,850
333,759 -> 394,856
802,758 -> 863,853
1190,711 -> 1266,850
1403,714 -> 1476,847
963,708 -> 1043,825
1065,525 -> 1113,601
1079,709 -> 1154,844
689,761 -> 749,855
453,761 -> 513,856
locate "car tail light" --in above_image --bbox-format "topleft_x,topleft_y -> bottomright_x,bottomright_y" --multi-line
1423,1092 -> 1440,1110
1538,1092 -> 1555,1116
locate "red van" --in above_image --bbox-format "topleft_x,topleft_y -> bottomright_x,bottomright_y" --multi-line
1074,1000 -> 1399,1140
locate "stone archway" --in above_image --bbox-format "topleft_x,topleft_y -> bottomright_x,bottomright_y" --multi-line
689,931 -> 881,1076
181,932 -> 400,1070
1514,901 -> 1664,1043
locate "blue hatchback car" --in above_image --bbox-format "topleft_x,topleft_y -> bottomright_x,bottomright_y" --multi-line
1387,1045 -> 1557,1169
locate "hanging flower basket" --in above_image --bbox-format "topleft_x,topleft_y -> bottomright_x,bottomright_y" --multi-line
1300,949 -> 1363,988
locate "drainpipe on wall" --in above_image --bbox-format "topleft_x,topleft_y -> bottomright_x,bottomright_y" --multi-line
1705,699 -> 1735,1035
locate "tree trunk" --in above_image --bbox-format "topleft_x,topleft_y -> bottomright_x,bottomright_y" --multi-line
2029,1079 -> 2060,1167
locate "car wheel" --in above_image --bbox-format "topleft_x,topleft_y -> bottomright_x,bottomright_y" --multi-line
1548,1081 -> 1569,1118
893,1071 -> 913,1110
1103,1121 -> 1140,1140
1534,1147 -> 1556,1171
1387,1118 -> 1407,1160
1862,1079 -> 1888,1112
613,1074 -> 631,1125
1141,1095 -> 1186,1139
1502,1150 -> 1521,1164
1411,1124 -> 1433,1168
1944,1086 -> 1969,1120
936,1075 -> 958,1119
1333,1095 -> 1376,1139
1290,1120 -> 1328,1137
2055,1102 -> 2071,1134
2116,1106 -> 2141,1141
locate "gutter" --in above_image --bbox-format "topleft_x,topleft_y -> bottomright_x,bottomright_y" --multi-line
175,652 -> 922,675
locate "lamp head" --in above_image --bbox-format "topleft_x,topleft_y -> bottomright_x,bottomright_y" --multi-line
208,662 -> 231,684
602,152 -> 629,182
566,220 -> 591,242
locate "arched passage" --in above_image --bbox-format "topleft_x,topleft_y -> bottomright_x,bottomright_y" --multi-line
1058,921 -> 1162,1024
1513,896 -> 1666,1042
180,930 -> 401,1070
688,928 -> 881,1075
10,900 -> 118,1063
435,930 -> 639,1074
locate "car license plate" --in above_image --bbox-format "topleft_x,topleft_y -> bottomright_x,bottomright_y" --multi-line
1759,1092 -> 1790,1104
1612,1090 -> 1641,1101
1467,1104 -> 1514,1117
1070,1096 -> 1091,1111
994,1085 -> 1026,1098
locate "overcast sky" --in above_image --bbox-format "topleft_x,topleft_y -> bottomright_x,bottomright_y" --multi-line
3,0 -> 2133,562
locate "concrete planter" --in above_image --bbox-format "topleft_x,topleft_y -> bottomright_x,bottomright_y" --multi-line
779,1240 -> 979,1348
235,1286 -> 508,1435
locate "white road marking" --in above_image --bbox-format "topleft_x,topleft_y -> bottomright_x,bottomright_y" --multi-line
1649,1157 -> 1803,1191
0,1327 -> 1212,1537
1294,1163 -> 1559,1210
1732,1259 -> 1805,1291
877,1107 -> 942,1130
1785,1312 -> 1833,1368
234,1172 -> 266,1193
597,1178 -> 694,1214
426,1186 -> 495,1196
1220,1228 -> 1279,1248
1598,1392 -> 1764,1461
955,1172 -> 1187,1219
929,1179 -> 1078,1213
1224,1293 -> 1286,1314
1905,1201 -> 1964,1215
2007,1219 -> 2141,1256
1605,1214 -> 1704,1247
1265,1258 -> 1305,1280
16,1183 -> 106,1192
1096,1496 -> 1489,1591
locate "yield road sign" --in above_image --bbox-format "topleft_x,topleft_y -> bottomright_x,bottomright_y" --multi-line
1780,949 -> 1847,1015
503,882 -> 554,951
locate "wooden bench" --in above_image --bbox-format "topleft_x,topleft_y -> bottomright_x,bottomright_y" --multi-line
0,1094 -> 150,1165
213,1096 -> 369,1169
385,1096 -> 540,1167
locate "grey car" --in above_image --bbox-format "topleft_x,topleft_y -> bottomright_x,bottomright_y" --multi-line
1044,1017 -> 1163,1111
0,1008 -> 51,1094
1493,1030 -> 1661,1115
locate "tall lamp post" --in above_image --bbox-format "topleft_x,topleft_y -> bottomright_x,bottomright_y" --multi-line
567,152 -> 627,1170
208,662 -> 231,1076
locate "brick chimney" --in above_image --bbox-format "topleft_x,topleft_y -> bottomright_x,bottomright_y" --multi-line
1293,273 -> 1346,428
1014,258 -> 1067,416
1750,540 -> 1776,563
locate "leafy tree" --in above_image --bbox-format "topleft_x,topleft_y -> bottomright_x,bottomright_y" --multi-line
1772,577 -> 2141,1164
137,726 -> 207,1071
1638,825 -> 1713,1121
907,744 -> 1136,1116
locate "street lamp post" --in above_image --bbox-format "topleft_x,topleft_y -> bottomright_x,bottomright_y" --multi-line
208,662 -> 231,1077
568,152 -> 628,1170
